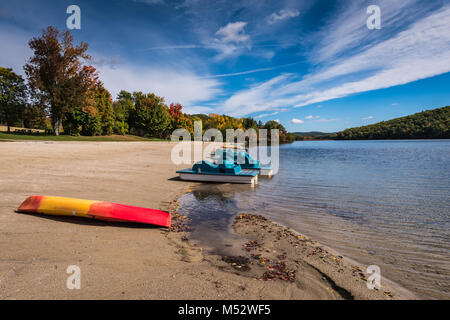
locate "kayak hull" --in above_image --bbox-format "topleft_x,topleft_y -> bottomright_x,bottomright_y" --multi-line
17,195 -> 171,228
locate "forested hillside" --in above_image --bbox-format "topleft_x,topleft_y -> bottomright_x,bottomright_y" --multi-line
335,106 -> 449,140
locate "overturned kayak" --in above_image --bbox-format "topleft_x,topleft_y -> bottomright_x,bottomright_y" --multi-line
17,195 -> 171,227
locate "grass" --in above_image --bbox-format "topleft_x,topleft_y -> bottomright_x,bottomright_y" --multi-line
0,132 -> 166,142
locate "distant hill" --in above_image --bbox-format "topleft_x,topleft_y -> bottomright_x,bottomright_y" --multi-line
334,106 -> 449,140
292,131 -> 333,137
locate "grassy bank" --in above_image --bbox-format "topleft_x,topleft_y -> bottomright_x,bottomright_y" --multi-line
0,132 -> 166,142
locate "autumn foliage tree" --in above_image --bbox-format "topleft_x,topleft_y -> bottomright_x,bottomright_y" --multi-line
168,103 -> 193,134
24,26 -> 90,135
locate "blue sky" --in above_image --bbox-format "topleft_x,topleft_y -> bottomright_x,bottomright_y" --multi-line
1,0 -> 449,132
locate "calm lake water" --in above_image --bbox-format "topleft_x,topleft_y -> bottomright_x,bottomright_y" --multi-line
178,140 -> 450,299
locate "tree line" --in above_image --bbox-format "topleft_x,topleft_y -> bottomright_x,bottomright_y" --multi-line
0,26 -> 294,143
334,106 -> 450,140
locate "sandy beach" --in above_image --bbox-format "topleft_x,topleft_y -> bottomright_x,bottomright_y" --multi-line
0,141 -> 415,299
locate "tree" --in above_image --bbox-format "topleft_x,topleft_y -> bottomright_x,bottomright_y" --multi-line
334,106 -> 450,140
262,120 -> 292,143
112,100 -> 130,135
23,104 -> 47,130
168,103 -> 193,134
0,67 -> 27,132
24,26 -> 90,135
242,117 -> 257,130
112,91 -> 133,135
60,65 -> 114,136
129,93 -> 170,138
82,66 -> 114,135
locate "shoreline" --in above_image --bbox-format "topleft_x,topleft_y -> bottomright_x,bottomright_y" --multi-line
237,214 -> 418,299
0,140 -> 418,299
173,193 -> 418,299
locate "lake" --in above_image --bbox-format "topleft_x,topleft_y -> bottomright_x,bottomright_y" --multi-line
177,140 -> 450,299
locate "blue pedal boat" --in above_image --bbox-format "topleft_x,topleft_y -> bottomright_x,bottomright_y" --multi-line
211,149 -> 274,176
176,160 -> 258,185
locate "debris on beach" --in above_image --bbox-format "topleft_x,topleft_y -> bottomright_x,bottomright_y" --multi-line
221,256 -> 251,271
243,240 -> 263,251
261,263 -> 296,282
229,212 -> 400,299
168,200 -> 191,233
170,212 -> 191,232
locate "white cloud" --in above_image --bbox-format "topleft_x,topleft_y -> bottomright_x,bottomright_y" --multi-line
362,116 -> 374,120
205,62 -> 298,78
139,45 -> 199,51
221,4 -> 450,116
315,118 -> 339,123
215,22 -> 250,44
255,111 -> 279,119
96,64 -> 221,106
290,118 -> 304,124
267,9 -> 300,24
305,115 -> 313,119
210,21 -> 251,60
222,74 -> 294,116
310,0 -> 424,63
391,103 -> 400,106
274,119 -> 280,123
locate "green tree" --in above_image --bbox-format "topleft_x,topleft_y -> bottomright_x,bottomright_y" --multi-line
112,99 -> 131,135
0,67 -> 27,132
242,117 -> 257,130
335,106 -> 450,140
24,26 -> 90,135
129,93 -> 170,138
95,86 -> 114,135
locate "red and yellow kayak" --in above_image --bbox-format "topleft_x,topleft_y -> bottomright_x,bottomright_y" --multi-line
17,195 -> 171,228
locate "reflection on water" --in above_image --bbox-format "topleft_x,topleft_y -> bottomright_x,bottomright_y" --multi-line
178,184 -> 252,257
178,140 -> 450,299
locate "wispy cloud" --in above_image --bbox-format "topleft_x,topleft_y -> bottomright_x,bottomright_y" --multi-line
96,64 -> 221,106
362,116 -> 374,120
215,21 -> 250,44
222,74 -> 294,116
204,62 -> 298,78
267,9 -> 300,24
315,118 -> 339,123
221,3 -> 450,116
210,21 -> 251,60
255,111 -> 279,119
310,0 -> 427,63
138,45 -> 199,51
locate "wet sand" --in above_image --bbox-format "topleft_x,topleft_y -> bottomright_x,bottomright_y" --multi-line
0,141 -> 415,299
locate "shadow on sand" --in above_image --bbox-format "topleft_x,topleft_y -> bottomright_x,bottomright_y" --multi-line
15,210 -> 162,229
